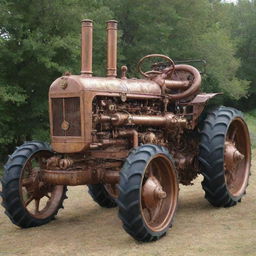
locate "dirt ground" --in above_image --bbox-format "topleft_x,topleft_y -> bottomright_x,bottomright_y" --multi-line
0,152 -> 255,256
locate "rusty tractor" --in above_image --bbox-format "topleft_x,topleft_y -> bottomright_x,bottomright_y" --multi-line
1,20 -> 251,242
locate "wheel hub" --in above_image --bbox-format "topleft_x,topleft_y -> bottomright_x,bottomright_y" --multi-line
224,141 -> 244,172
23,167 -> 50,200
142,176 -> 167,209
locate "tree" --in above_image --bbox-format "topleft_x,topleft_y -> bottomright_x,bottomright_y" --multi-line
229,0 -> 256,109
0,0 -> 82,159
105,0 -> 249,100
0,0 -> 254,161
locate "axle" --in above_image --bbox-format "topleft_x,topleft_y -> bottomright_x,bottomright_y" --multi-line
42,168 -> 119,186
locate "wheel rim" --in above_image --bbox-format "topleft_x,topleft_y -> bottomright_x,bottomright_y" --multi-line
224,117 -> 251,198
140,154 -> 178,232
104,184 -> 118,199
19,151 -> 64,219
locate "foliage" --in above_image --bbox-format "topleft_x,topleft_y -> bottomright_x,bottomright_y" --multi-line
0,0 -> 82,159
0,0 -> 255,161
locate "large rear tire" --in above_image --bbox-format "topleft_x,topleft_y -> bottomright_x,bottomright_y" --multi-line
199,107 -> 251,207
117,145 -> 179,242
1,141 -> 67,228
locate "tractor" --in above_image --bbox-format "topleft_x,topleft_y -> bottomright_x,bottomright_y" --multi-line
1,20 -> 251,242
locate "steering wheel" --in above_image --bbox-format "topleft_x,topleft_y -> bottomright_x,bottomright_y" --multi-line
137,54 -> 175,79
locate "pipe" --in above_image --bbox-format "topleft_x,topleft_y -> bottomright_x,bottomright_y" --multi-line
97,113 -> 188,128
106,20 -> 118,77
42,169 -> 119,186
117,130 -> 139,147
164,80 -> 190,89
165,65 -> 201,100
81,19 -> 93,76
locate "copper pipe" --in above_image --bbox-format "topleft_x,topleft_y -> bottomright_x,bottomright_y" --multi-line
106,20 -> 118,77
164,80 -> 190,89
81,19 -> 93,76
167,65 -> 201,100
117,130 -> 139,147
98,113 -> 188,128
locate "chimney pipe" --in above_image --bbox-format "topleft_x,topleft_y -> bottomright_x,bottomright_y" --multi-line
81,19 -> 93,76
106,20 -> 118,77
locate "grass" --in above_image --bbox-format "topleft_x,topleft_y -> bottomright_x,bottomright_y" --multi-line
244,110 -> 256,148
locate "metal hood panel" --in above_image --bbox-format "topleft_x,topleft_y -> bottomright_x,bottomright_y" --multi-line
49,75 -> 161,96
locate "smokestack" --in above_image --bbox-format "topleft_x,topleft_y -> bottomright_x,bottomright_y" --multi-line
81,19 -> 93,76
106,20 -> 118,77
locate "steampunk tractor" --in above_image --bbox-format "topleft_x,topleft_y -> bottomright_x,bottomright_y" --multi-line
1,20 -> 251,242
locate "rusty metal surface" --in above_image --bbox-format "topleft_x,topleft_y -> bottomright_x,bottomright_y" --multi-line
106,20 -> 118,77
117,130 -> 138,147
140,154 -> 178,232
163,64 -> 202,100
49,75 -> 162,96
52,97 -> 81,136
224,117 -> 251,197
97,112 -> 188,128
187,93 -> 221,104
19,151 -> 65,219
81,19 -> 93,76
42,169 -> 119,186
48,18 -> 216,187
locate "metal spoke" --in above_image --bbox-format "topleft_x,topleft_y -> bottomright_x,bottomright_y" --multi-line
151,199 -> 164,223
45,193 -> 51,199
143,208 -> 151,221
147,163 -> 154,177
34,199 -> 40,214
229,127 -> 238,142
24,196 -> 34,207
25,159 -> 33,173
22,177 -> 33,187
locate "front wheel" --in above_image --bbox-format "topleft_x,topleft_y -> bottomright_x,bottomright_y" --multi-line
117,145 -> 179,242
1,142 -> 67,228
199,107 -> 251,207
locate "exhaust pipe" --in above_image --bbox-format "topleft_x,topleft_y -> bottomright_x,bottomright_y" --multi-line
106,20 -> 118,77
81,19 -> 93,76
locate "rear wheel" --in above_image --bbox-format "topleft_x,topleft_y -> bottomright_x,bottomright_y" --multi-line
87,184 -> 117,208
199,107 -> 251,207
1,142 -> 67,228
118,145 -> 178,242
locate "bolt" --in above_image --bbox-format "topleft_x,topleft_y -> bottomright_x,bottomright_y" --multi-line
155,187 -> 167,199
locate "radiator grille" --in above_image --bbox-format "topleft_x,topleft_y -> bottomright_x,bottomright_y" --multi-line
52,97 -> 81,136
